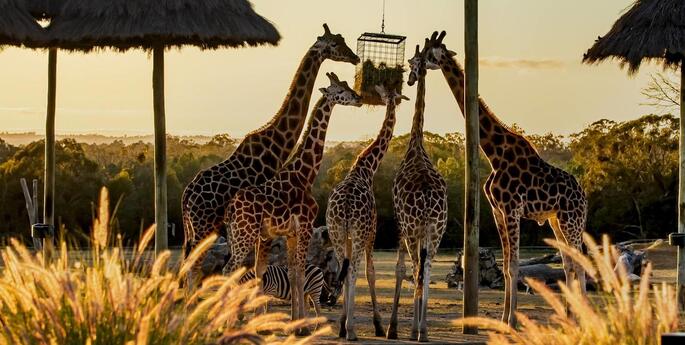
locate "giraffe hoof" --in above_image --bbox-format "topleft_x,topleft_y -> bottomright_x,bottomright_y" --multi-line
373,318 -> 384,337
345,330 -> 358,341
386,326 -> 398,340
338,327 -> 347,338
295,327 -> 311,337
419,333 -> 429,342
409,330 -> 419,341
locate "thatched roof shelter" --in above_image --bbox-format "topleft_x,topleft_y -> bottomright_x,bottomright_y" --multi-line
42,0 -> 279,254
583,0 -> 685,311
47,0 -> 280,51
583,0 -> 685,74
0,0 -> 45,46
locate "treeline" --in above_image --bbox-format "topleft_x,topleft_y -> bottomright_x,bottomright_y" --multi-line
0,114 -> 678,248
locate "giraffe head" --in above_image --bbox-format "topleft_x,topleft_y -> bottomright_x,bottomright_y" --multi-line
374,84 -> 409,106
425,30 -> 457,68
407,39 -> 439,86
319,72 -> 363,107
314,24 -> 360,65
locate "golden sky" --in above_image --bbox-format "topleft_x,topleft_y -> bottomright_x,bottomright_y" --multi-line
0,0 -> 669,141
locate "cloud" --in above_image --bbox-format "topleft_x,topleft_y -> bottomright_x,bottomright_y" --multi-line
480,57 -> 565,69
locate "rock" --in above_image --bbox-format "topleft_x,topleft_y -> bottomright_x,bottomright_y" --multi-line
445,248 -> 504,289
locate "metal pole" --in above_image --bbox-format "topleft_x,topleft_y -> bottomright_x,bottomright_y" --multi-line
677,61 -> 685,312
153,46 -> 168,254
43,48 -> 57,260
463,0 -> 480,334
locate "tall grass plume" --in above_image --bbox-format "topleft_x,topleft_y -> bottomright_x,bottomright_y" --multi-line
0,187 -> 328,344
455,234 -> 679,345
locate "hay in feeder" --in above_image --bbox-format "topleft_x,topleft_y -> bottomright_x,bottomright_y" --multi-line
354,59 -> 405,105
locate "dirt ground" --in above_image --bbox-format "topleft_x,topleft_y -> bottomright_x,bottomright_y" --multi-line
263,244 -> 678,344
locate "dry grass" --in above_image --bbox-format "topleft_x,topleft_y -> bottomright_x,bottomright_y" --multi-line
0,187 -> 329,345
455,234 -> 680,345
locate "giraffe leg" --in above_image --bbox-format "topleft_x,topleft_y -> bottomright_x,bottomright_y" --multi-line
365,242 -> 384,337
552,212 -> 587,294
285,235 -> 299,322
386,244 -> 406,339
254,238 -> 270,314
489,206 -> 511,324
344,237 -> 362,341
418,228 -> 436,342
408,238 -> 421,341
295,222 -> 313,337
503,215 -> 521,328
328,223 -> 348,338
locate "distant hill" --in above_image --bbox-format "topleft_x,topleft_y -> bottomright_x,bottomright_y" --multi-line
0,132 -> 345,148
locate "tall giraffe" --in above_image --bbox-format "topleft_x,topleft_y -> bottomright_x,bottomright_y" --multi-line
386,43 -> 448,342
424,31 -> 587,326
223,73 -> 362,336
326,85 -> 408,341
181,24 -> 359,277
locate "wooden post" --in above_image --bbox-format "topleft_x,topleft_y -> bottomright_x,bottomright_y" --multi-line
153,45 -> 168,254
677,60 -> 685,312
43,48 -> 57,260
463,0 -> 480,334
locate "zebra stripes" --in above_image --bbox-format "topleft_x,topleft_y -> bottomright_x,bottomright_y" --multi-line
241,264 -> 326,316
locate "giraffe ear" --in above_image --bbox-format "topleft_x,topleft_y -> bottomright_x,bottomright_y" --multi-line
448,50 -> 457,57
319,87 -> 328,94
400,95 -> 410,101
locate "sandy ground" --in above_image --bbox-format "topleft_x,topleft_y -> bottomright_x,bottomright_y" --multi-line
264,245 -> 678,344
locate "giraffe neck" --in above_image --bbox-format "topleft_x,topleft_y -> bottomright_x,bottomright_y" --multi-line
283,96 -> 335,185
351,101 -> 397,177
239,48 -> 323,162
408,71 -> 427,152
439,56 -> 535,162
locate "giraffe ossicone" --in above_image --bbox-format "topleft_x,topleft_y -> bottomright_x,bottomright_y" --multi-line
223,72 -> 361,336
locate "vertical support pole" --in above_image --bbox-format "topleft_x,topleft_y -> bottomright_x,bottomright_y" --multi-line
44,48 -> 57,260
153,46 -> 168,255
677,61 -> 685,312
463,0 -> 480,334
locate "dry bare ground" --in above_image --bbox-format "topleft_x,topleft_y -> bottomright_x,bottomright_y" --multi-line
263,244 -> 678,344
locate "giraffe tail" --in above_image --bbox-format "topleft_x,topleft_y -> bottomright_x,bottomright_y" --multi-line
417,222 -> 433,285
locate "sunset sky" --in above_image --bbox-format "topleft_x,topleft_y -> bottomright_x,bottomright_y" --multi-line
0,0 -> 672,141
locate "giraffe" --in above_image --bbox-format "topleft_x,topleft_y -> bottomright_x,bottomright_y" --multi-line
423,31 -> 587,327
181,24 -> 359,280
223,72 -> 362,336
386,42 -> 448,342
326,85 -> 408,341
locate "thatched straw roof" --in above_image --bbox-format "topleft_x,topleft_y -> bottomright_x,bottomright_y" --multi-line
583,0 -> 685,74
47,0 -> 280,51
0,0 -> 45,46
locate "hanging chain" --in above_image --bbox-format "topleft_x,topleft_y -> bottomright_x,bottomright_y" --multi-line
381,0 -> 386,33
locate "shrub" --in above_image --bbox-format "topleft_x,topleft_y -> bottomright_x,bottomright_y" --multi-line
0,187 -> 328,345
455,234 -> 679,345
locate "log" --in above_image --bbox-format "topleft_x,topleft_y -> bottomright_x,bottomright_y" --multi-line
519,253 -> 561,266
517,264 -> 566,291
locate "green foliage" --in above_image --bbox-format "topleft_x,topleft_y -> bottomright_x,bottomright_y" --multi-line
569,114 -> 678,240
0,114 -> 680,248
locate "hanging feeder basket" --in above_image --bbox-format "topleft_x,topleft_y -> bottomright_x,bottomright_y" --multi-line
354,32 -> 406,105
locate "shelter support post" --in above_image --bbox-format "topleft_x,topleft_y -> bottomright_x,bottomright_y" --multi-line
463,0 -> 480,334
153,46 -> 168,254
677,59 -> 685,312
43,48 -> 57,261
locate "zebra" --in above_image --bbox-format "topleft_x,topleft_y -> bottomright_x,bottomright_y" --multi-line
241,264 -> 327,317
